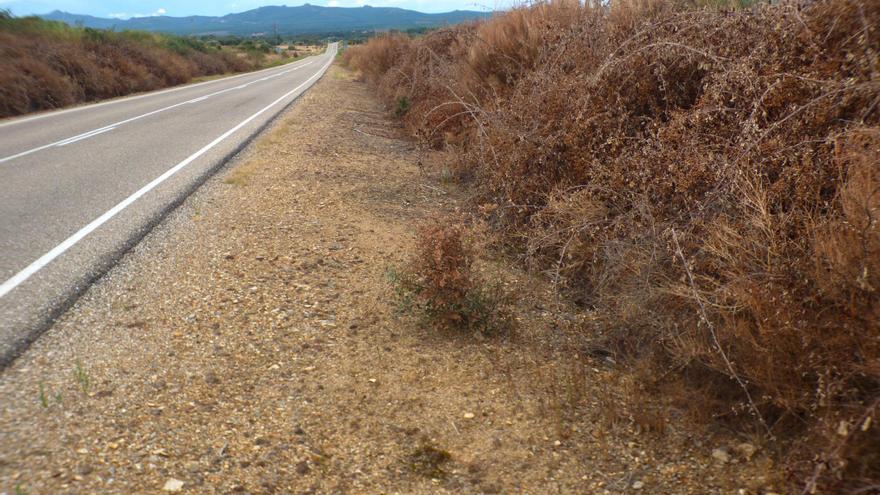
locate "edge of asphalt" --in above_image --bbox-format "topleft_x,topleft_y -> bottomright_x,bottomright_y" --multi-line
0,57 -> 338,370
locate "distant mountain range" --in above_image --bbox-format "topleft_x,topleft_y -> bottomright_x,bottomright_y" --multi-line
40,4 -> 491,36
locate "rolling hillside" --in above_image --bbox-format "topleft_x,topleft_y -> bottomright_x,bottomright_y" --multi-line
41,4 -> 491,36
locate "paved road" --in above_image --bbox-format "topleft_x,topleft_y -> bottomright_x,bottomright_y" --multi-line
0,43 -> 338,366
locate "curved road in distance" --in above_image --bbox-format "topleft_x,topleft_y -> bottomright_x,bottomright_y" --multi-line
0,43 -> 338,366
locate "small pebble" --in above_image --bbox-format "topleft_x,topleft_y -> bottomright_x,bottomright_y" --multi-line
163,478 -> 184,492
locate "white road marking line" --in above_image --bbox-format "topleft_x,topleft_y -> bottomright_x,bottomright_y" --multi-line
0,50 -> 335,299
55,127 -> 116,147
0,61 -> 315,164
0,57 -> 317,129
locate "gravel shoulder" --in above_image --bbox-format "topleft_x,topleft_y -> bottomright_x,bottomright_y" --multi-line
0,66 -> 780,494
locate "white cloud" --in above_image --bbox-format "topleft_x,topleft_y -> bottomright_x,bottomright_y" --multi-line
107,7 -> 168,19
327,0 -> 339,5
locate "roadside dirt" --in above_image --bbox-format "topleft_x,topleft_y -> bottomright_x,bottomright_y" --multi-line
0,66 -> 780,494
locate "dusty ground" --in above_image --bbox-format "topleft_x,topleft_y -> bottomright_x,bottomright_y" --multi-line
0,66 -> 782,494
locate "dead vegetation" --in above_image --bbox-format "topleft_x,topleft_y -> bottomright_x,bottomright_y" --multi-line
405,444 -> 453,479
343,0 -> 880,491
389,220 -> 511,336
0,13 -> 291,118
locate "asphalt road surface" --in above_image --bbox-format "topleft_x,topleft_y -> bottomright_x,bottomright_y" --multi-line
0,43 -> 338,366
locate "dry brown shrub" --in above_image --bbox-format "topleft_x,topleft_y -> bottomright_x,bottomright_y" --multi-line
350,0 -> 880,490
344,32 -> 412,87
0,20 -> 265,117
464,1 -> 580,97
0,54 -> 79,115
389,220 -> 510,335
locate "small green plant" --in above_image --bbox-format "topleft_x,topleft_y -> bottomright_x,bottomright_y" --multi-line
73,360 -> 91,394
38,382 -> 48,408
387,267 -> 416,316
14,483 -> 27,495
388,221 -> 510,335
38,382 -> 63,408
395,96 -> 411,117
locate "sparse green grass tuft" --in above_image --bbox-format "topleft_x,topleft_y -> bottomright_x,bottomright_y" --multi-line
395,96 -> 411,117
38,382 -> 63,408
38,382 -> 48,408
73,360 -> 91,395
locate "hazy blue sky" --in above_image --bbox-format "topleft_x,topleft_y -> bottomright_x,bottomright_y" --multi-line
0,0 -> 507,17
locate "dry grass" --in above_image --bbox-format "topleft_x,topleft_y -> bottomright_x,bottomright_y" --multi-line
344,0 -> 880,491
222,159 -> 264,187
0,14 -> 287,118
